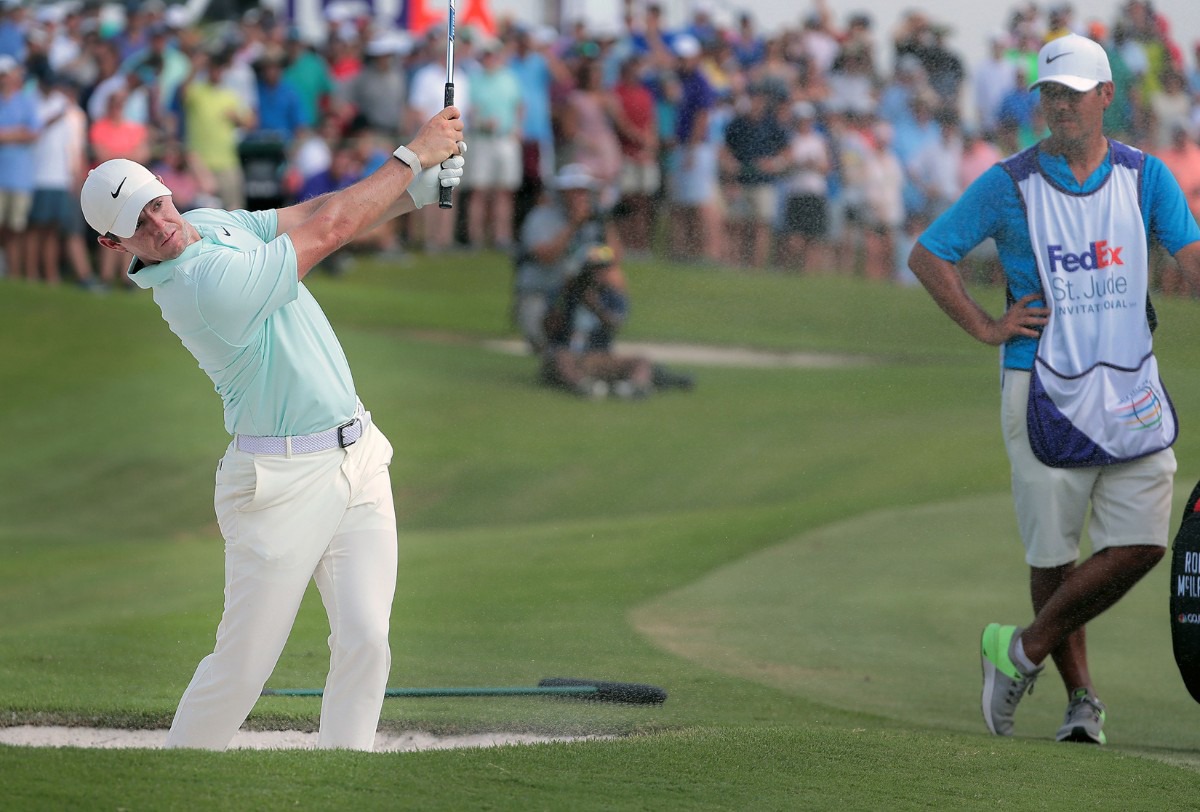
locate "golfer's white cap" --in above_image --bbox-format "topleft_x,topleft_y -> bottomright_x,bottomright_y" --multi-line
80,158 -> 173,238
1031,33 -> 1111,92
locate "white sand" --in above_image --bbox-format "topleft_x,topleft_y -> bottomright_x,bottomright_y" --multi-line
483,338 -> 870,369
0,726 -> 602,752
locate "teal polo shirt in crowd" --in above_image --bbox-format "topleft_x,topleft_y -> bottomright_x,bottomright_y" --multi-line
129,207 -> 357,437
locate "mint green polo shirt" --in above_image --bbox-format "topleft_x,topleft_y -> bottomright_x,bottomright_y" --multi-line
130,207 -> 357,437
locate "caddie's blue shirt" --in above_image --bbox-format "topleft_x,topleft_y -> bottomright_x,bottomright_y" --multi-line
129,207 -> 357,437
918,141 -> 1200,370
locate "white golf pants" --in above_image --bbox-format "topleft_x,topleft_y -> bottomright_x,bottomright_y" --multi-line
166,420 -> 398,751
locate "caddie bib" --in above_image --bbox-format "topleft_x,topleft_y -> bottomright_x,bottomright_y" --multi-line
1004,141 -> 1177,467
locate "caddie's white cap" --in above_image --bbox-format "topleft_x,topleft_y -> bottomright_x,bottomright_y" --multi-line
1030,33 -> 1111,92
80,158 -> 172,238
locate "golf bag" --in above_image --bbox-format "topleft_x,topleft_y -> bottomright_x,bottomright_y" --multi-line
1170,478 -> 1200,703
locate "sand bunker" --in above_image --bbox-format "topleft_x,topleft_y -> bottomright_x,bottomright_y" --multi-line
0,725 -> 601,752
483,339 -> 871,369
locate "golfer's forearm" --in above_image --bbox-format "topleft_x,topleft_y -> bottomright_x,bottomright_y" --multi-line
312,161 -> 416,245
366,194 -> 417,231
276,192 -> 333,236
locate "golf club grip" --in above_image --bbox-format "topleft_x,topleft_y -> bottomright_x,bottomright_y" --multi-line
538,677 -> 668,704
439,82 -> 455,209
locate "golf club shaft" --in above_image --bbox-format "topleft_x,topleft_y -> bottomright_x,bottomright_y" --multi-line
438,0 -> 456,209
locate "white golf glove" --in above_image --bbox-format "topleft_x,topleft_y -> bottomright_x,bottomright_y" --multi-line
407,144 -> 467,209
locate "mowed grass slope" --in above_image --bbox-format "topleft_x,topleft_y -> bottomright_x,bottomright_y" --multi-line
3,254 -> 1200,809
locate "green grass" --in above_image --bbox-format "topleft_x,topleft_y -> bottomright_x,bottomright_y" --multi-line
4,253 -> 1200,810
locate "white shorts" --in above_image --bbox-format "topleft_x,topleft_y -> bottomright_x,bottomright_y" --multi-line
725,184 -> 778,224
619,160 -> 661,196
463,133 -> 522,191
668,144 -> 717,206
1001,369 -> 1176,568
0,189 -> 32,231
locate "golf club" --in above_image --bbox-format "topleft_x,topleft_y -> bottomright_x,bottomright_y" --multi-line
438,0 -> 456,209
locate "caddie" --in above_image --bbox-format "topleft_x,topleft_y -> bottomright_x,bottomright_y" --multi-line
80,107 -> 466,751
908,34 -> 1200,745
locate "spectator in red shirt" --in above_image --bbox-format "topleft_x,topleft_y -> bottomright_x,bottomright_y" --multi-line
88,85 -> 149,287
611,56 -> 659,255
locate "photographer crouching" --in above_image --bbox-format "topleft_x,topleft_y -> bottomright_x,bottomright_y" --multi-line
540,244 -> 655,399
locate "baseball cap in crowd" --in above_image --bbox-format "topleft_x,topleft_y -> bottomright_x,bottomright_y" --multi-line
81,159 -> 173,238
791,101 -> 817,120
1030,33 -> 1112,92
476,36 -> 503,56
672,33 -> 701,59
164,5 -> 191,28
554,163 -> 595,191
530,24 -> 557,48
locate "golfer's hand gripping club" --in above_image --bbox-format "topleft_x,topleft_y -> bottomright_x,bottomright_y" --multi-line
403,105 -> 466,209
406,152 -> 465,210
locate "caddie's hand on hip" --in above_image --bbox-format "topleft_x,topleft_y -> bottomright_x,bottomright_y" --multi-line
408,106 -> 466,174
992,293 -> 1049,344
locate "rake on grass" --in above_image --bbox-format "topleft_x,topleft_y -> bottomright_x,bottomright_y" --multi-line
262,677 -> 667,705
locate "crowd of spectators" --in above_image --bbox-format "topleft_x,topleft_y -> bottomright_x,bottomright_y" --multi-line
1,0 -> 1200,291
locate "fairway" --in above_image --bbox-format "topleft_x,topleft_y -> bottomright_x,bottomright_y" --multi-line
4,253 -> 1200,809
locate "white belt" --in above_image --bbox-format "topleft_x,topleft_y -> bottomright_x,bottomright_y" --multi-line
236,406 -> 369,456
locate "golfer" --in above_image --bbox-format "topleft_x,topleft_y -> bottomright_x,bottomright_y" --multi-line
79,108 -> 465,751
909,34 -> 1200,745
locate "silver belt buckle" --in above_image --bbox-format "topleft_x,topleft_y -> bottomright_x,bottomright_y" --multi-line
336,419 -> 359,448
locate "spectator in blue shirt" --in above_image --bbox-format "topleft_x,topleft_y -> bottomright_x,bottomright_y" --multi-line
721,83 -> 790,267
0,54 -> 40,278
251,48 -> 305,144
0,0 -> 27,62
731,13 -> 765,69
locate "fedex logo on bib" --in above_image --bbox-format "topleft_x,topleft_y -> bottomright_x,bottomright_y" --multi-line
1046,241 -> 1125,273
1046,240 -> 1132,309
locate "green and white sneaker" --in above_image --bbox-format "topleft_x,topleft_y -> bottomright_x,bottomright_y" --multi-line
980,623 -> 1043,736
1056,688 -> 1107,745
